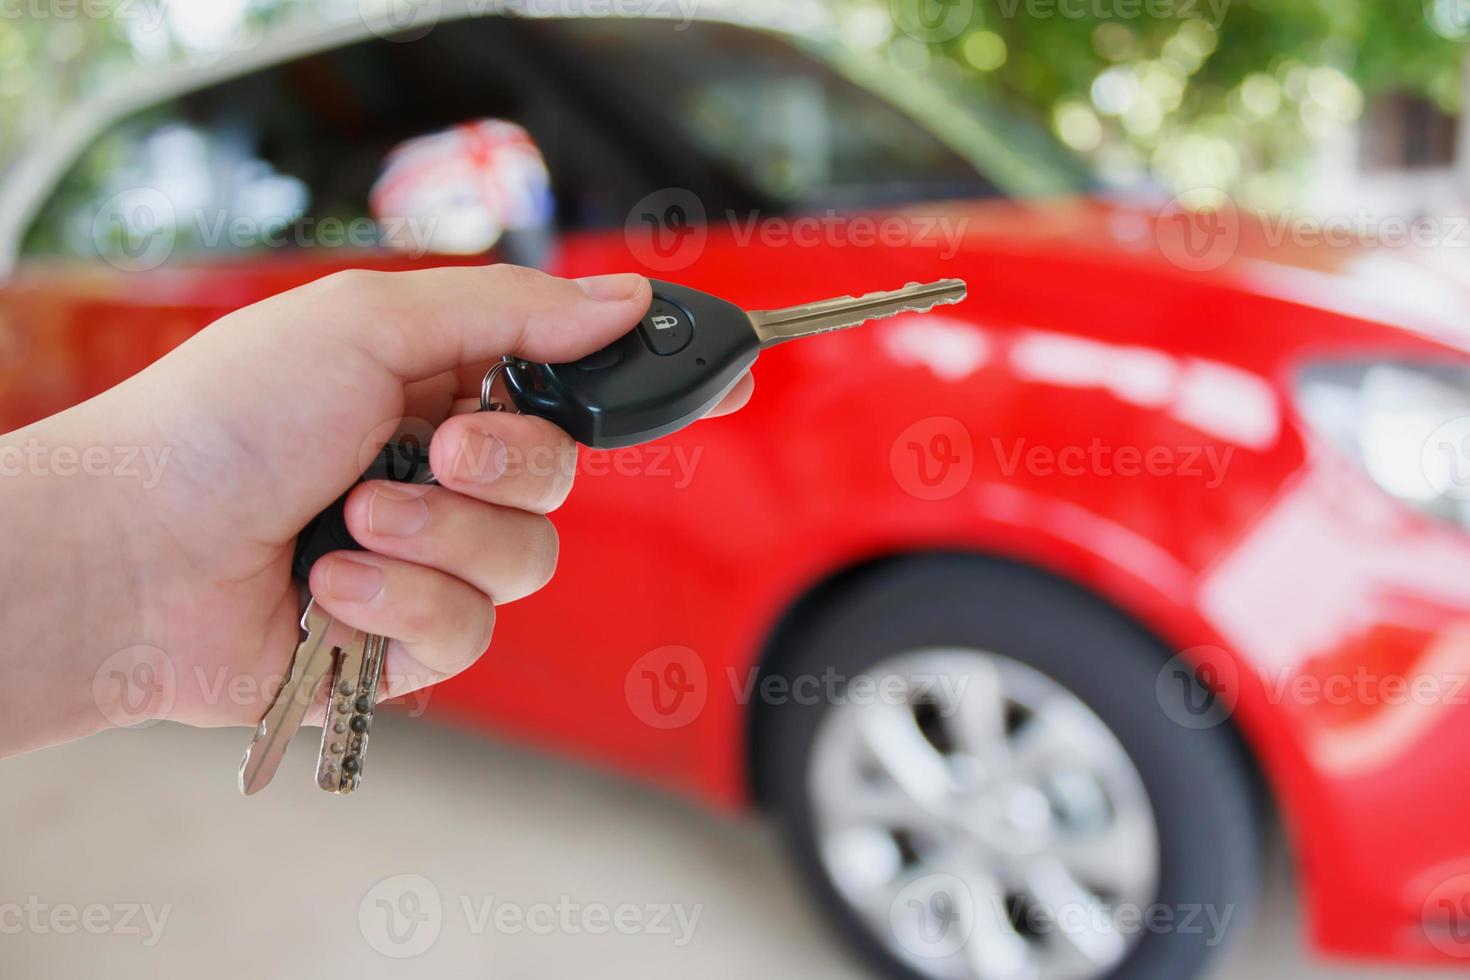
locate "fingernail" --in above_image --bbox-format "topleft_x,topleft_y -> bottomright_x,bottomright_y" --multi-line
455,429 -> 509,483
367,484 -> 430,538
324,556 -> 383,603
576,273 -> 646,302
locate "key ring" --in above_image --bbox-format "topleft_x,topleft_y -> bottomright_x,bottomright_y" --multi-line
480,359 -> 517,413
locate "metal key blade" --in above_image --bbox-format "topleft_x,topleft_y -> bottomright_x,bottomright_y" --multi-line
316,632 -> 386,794
747,278 -> 967,348
239,600 -> 362,796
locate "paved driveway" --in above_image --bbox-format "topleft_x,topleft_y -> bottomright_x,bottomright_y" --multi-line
0,715 -> 1457,979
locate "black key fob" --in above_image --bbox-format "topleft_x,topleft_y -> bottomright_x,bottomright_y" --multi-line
501,280 -> 758,449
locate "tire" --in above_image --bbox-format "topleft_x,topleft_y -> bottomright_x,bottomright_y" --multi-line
756,556 -> 1262,980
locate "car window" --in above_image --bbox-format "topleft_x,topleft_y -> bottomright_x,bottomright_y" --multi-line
530,19 -> 998,209
19,17 -> 1002,267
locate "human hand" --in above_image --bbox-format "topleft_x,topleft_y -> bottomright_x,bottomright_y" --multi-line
0,265 -> 752,754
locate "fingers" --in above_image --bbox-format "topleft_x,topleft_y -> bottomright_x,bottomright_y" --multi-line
707,372 -> 755,418
342,482 -> 559,604
307,551 -> 496,685
428,411 -> 576,512
302,265 -> 653,384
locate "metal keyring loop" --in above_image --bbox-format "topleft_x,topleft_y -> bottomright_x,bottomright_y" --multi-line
480,359 -> 516,413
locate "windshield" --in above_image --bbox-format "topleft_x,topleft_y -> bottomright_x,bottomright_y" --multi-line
19,16 -> 1090,267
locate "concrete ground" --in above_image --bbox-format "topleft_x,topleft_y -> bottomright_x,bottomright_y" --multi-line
0,714 -> 1458,979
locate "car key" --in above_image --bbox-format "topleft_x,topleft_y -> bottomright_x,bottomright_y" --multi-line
315,632 -> 387,794
500,278 -> 968,448
239,442 -> 432,797
243,276 -> 967,797
239,600 -> 369,795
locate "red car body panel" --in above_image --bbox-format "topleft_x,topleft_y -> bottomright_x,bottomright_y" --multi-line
4,197 -> 1470,965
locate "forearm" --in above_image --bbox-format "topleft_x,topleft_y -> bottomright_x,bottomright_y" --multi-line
0,411 -> 151,755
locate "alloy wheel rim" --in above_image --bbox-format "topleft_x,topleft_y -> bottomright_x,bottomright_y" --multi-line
807,648 -> 1161,980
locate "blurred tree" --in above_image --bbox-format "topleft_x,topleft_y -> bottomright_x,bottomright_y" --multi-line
885,0 -> 1469,203
3,0 -> 1467,207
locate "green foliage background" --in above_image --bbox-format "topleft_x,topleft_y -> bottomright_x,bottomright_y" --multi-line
1,0 -> 1466,205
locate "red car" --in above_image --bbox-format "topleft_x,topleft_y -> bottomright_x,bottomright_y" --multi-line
5,10 -> 1470,980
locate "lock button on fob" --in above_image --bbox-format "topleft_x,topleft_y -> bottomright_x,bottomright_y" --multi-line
638,298 -> 694,355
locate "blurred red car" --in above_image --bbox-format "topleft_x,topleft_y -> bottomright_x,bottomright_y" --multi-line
4,9 -> 1470,980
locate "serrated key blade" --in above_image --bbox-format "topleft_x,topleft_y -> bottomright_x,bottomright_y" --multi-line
239,600 -> 359,796
747,278 -> 967,348
317,632 -> 387,795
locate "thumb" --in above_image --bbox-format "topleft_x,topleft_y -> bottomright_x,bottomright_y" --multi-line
269,265 -> 652,383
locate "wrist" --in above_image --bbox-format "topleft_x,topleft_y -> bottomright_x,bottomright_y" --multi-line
0,413 -> 160,753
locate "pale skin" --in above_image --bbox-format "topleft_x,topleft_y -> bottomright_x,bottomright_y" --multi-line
0,265 -> 753,757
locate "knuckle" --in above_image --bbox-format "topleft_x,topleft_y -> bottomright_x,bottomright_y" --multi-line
535,438 -> 577,513
317,268 -> 384,308
450,601 -> 496,676
522,517 -> 560,594
398,595 -> 441,642
486,263 -> 551,293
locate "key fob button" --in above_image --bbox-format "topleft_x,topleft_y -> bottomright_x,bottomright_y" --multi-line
637,298 -> 694,355
575,344 -> 624,371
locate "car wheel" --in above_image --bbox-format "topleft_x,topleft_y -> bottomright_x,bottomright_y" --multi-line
757,557 -> 1262,980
